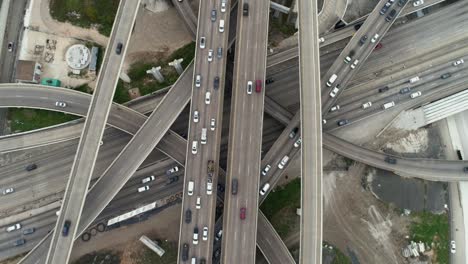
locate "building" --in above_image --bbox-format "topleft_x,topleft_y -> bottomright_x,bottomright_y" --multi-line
15,60 -> 42,83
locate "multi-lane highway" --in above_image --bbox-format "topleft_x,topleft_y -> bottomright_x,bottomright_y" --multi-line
221,0 -> 270,262
297,0 -> 323,263
44,1 -> 141,263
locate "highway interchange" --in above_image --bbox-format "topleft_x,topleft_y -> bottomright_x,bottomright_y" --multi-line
0,0 -> 467,263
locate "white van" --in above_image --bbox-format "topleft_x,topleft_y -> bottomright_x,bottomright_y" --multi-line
260,183 -> 270,196
201,128 -> 207,145
192,257 -> 197,264
382,101 -> 395,109
326,74 -> 338,87
410,91 -> 422,98
188,181 -> 194,196
219,19 -> 225,33
409,76 -> 420,83
278,155 -> 290,169
205,92 -> 211,105
192,141 -> 198,154
196,196 -> 201,209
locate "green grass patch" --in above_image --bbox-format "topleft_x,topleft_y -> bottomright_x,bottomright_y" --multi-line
73,84 -> 93,94
410,212 -> 449,264
113,81 -> 131,104
133,240 -> 178,264
72,250 -> 120,264
260,178 -> 301,238
49,0 -> 119,36
332,248 -> 352,264
9,109 -> 79,133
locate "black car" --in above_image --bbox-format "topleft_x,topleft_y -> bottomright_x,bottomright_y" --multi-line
463,167 -> 468,173
265,78 -> 275,84
214,76 -> 220,89
289,127 -> 299,138
13,239 -> 26,247
398,0 -> 407,7
217,183 -> 225,193
23,228 -> 35,235
337,119 -> 349,126
359,35 -> 368,45
399,87 -> 411,94
441,73 -> 452,79
353,22 -> 363,31
243,3 -> 249,16
116,43 -> 123,55
379,86 -> 389,93
185,209 -> 192,223
380,2 -> 392,15
26,164 -> 37,171
200,258 -> 206,264
386,9 -> 397,22
182,243 -> 189,261
385,156 -> 397,164
231,179 -> 238,195
62,220 -> 71,236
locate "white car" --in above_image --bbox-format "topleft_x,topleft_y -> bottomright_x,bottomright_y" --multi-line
55,101 -> 67,108
330,105 -> 340,112
329,87 -> 340,97
167,166 -> 179,175
138,186 -> 149,192
221,1 -> 227,12
344,56 -> 352,64
210,118 -> 216,131
192,141 -> 198,154
208,49 -> 213,62
410,91 -> 422,99
141,175 -> 155,184
206,181 -> 213,195
294,138 -> 302,148
195,74 -> 201,87
350,59 -> 359,69
205,92 -> 211,105
362,102 -> 372,109
413,0 -> 424,7
202,227 -> 208,241
247,81 -> 253,94
450,240 -> 456,253
7,42 -> 13,52
193,110 -> 199,123
278,155 -> 290,169
193,228 -> 199,245
261,165 -> 271,176
453,59 -> 464,66
318,37 -> 325,43
259,183 -> 270,196
196,196 -> 201,209
3,187 -> 14,195
6,223 -> 21,232
200,37 -> 206,49
371,33 -> 379,43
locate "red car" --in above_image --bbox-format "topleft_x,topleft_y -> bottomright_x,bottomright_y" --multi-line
374,43 -> 383,51
255,80 -> 262,93
240,208 -> 246,220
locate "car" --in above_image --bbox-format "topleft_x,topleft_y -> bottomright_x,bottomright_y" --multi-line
208,49 -> 213,62
326,74 -> 338,87
260,183 -> 270,195
201,128 -> 207,145
196,196 -> 201,209
385,156 -> 397,164
116,43 -> 123,54
413,0 -> 424,7
202,227 -> 209,241
62,220 -> 71,236
329,86 -> 340,97
382,101 -> 396,109
441,73 -> 452,79
410,91 -> 422,98
374,43 -> 383,50
200,259 -> 206,264
166,166 -> 179,175
243,3 -> 249,16
464,167 -> 468,173
192,141 -> 198,154
247,81 -> 253,94
205,92 -> 211,104
217,47 -> 223,58
398,0 -> 407,6
265,78 -> 275,84
141,175 -> 155,184
6,223 -> 21,232
210,118 -> 216,131
167,175 -> 179,184
318,37 -> 325,43
3,187 -> 14,195
261,165 -> 271,176
450,240 -> 456,253
215,229 -> 223,241
193,227 -> 199,245
350,59 -> 359,69
294,138 -> 302,148
409,76 -> 420,83
378,86 -> 389,93
362,102 -> 372,109
380,2 -> 392,15
185,209 -> 192,223
221,1 -> 227,12
289,127 -> 299,138
182,243 -> 189,261
7,42 -> 13,52
219,19 -> 225,32
337,119 -> 349,126
453,59 -> 464,66
256,80 -> 262,93
400,87 -> 411,94
188,181 -> 194,195
371,33 -> 380,43
55,101 -> 67,108
23,228 -> 35,235
359,35 -> 368,45
278,155 -> 290,169
240,208 -> 246,220
200,37 -> 206,49
323,119 -> 327,124
330,105 -> 340,112
231,179 -> 238,195
386,9 -> 396,22
217,184 -> 225,193
193,110 -> 199,123
206,181 -> 213,195
26,163 -> 37,171
138,185 -> 150,192
353,22 -> 363,31
195,74 -> 201,87
13,239 -> 26,247
344,56 -> 352,64
211,9 -> 217,22
213,76 -> 220,89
